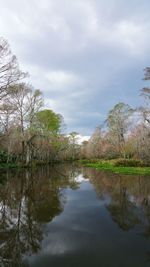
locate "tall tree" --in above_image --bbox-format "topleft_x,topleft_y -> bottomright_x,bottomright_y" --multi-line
0,38 -> 27,100
26,88 -> 43,129
36,109 -> 62,135
136,68 -> 150,163
8,83 -> 43,161
68,132 -> 80,160
107,102 -> 133,157
140,67 -> 150,125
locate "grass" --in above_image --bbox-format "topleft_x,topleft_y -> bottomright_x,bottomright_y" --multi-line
80,159 -> 150,175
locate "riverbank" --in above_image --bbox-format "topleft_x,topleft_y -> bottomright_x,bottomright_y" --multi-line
1,159 -> 150,175
80,159 -> 150,175
0,159 -> 77,170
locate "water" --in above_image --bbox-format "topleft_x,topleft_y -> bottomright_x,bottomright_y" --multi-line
0,164 -> 150,267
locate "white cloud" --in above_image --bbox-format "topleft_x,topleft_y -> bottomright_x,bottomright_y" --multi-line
77,135 -> 90,144
45,71 -> 83,89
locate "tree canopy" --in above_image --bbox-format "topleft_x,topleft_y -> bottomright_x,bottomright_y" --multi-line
36,109 -> 63,135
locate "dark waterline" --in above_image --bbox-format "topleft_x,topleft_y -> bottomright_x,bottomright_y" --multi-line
0,164 -> 150,267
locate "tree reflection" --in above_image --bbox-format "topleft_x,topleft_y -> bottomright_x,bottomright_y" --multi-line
0,164 -> 80,266
107,182 -> 140,231
83,168 -> 150,233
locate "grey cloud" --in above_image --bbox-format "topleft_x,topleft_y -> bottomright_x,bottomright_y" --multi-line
0,0 -> 150,134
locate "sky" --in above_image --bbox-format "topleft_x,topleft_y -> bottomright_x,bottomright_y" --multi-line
0,0 -> 150,136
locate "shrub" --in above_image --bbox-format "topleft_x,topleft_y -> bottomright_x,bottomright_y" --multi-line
0,151 -> 8,163
114,159 -> 148,167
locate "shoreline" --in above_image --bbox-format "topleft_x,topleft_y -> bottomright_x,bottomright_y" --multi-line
80,159 -> 150,175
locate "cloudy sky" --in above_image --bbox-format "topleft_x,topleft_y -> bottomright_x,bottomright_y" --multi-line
0,0 -> 150,135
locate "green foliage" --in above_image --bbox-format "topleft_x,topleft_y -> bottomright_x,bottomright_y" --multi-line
0,151 -> 8,163
36,109 -> 62,135
0,150 -> 17,165
0,163 -> 19,169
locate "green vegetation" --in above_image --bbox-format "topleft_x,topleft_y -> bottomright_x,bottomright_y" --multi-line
80,159 -> 150,175
36,109 -> 62,135
0,163 -> 20,169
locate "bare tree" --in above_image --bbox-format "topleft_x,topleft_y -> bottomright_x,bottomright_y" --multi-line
27,89 -> 43,128
140,68 -> 150,125
135,68 -> 150,163
0,101 -> 16,134
107,103 -> 133,157
7,83 -> 43,162
0,37 -> 27,100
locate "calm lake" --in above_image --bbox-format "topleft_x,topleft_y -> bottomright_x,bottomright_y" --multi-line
0,164 -> 150,267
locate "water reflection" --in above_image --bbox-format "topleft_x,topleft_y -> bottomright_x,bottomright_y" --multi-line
0,164 -> 80,266
83,168 -> 150,234
0,165 -> 150,266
